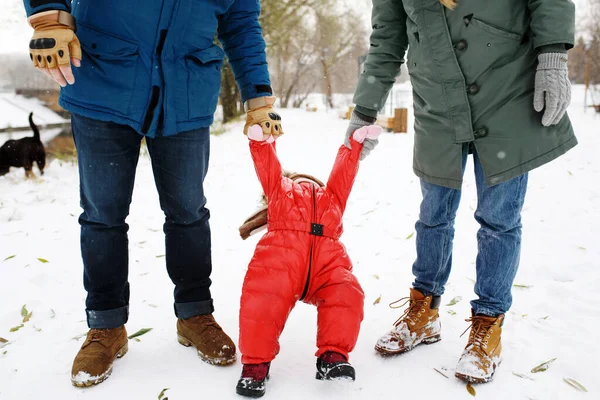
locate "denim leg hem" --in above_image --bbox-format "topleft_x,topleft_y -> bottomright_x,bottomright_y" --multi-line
86,306 -> 129,329
174,300 -> 214,319
470,302 -> 505,317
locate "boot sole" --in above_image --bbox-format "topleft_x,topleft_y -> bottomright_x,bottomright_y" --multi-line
375,334 -> 441,356
71,342 -> 128,388
236,386 -> 266,398
177,333 -> 237,366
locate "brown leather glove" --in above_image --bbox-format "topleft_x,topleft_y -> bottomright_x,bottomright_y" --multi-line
243,96 -> 284,138
28,11 -> 81,86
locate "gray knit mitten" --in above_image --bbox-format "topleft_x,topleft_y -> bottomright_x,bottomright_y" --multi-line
534,52 -> 571,126
344,111 -> 378,160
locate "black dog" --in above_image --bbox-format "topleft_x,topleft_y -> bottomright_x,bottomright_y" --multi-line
0,112 -> 46,177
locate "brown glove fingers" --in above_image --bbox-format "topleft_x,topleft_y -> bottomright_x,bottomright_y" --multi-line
68,34 -> 82,61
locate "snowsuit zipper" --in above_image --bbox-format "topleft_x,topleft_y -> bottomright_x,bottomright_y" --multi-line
300,185 -> 317,301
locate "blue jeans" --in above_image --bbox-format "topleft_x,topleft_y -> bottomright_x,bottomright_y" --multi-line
72,114 -> 214,329
412,145 -> 528,316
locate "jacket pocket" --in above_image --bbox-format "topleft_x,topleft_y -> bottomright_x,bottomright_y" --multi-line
186,45 -> 224,120
470,18 -> 522,41
459,17 -> 523,81
63,23 -> 140,115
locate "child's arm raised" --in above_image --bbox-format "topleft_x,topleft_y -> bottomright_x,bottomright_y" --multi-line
326,125 -> 381,211
247,124 -> 283,201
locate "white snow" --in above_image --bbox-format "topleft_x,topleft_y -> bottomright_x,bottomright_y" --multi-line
1,86 -> 599,399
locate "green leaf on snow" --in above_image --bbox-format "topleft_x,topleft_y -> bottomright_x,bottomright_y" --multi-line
33,325 -> 42,332
0,337 -> 8,343
9,324 -> 24,333
37,258 -> 49,264
531,358 -> 557,373
405,232 -> 415,240
372,274 -> 380,280
158,388 -> 169,400
513,284 -> 532,288
563,378 -> 587,392
128,328 -> 153,339
512,372 -> 534,381
466,383 -> 476,396
23,312 -> 33,324
156,255 -> 165,258
373,296 -> 382,306
447,310 -> 456,316
21,305 -> 28,318
2,255 -> 16,262
578,246 -> 586,251
2,351 -> 6,355
446,296 -> 462,306
567,170 -> 573,176
148,304 -> 159,308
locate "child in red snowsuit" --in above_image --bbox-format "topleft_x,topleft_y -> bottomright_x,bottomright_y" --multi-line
236,124 -> 381,397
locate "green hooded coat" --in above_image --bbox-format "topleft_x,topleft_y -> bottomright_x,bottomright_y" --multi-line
353,0 -> 577,188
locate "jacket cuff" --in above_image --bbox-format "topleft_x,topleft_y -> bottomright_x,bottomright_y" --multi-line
25,0 -> 70,17
538,44 -> 568,54
354,105 -> 378,121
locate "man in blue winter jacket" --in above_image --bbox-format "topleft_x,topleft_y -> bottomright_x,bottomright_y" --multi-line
24,0 -> 284,387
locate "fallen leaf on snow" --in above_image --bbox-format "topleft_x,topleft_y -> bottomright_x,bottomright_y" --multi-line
373,296 -> 381,305
405,232 -> 414,240
156,255 -> 165,258
23,312 -> 33,323
433,368 -> 449,379
128,328 -> 153,339
0,337 -> 7,343
531,358 -> 557,373
513,284 -> 532,288
512,372 -> 535,381
37,258 -> 49,264
21,305 -> 28,318
158,388 -> 169,400
446,296 -> 462,306
466,383 -> 476,396
563,378 -> 587,392
2,255 -> 16,262
372,274 -> 380,280
9,324 -> 24,333
447,310 -> 456,316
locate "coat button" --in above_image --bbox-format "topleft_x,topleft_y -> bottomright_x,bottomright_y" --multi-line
455,40 -> 468,50
467,84 -> 479,95
474,127 -> 488,138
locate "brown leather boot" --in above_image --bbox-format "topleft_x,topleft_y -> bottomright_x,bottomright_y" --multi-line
177,314 -> 236,365
375,288 -> 441,355
71,326 -> 128,387
455,312 -> 504,383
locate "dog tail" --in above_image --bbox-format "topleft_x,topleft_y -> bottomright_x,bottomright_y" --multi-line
29,112 -> 41,142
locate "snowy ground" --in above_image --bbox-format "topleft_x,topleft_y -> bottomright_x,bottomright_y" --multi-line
1,87 -> 599,399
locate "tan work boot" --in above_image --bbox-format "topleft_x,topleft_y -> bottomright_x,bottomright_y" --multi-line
71,326 -> 128,387
375,288 -> 442,355
455,312 -> 504,383
177,314 -> 236,365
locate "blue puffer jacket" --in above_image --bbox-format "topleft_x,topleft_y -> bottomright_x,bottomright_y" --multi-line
24,0 -> 272,137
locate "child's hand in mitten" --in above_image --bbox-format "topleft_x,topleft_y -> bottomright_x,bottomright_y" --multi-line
247,124 -> 275,143
352,125 -> 382,144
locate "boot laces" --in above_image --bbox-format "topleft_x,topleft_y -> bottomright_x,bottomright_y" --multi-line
241,363 -> 270,381
89,329 -> 110,342
389,297 -> 428,327
460,316 -> 494,354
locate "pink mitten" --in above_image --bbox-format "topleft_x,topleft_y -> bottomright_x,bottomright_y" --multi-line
352,125 -> 382,143
248,124 -> 275,143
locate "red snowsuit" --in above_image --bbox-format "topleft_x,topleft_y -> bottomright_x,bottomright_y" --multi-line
239,137 -> 366,365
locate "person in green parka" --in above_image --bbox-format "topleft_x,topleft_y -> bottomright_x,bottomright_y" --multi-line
345,0 -> 576,383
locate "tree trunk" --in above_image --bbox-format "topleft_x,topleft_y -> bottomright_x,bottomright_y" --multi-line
322,57 -> 334,109
219,58 -> 243,123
